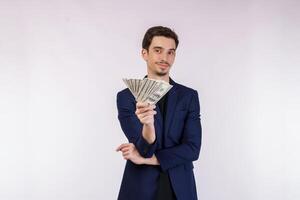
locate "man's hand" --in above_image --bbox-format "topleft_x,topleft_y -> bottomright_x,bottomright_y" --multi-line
135,102 -> 157,143
116,143 -> 145,165
116,143 -> 160,166
135,102 -> 156,125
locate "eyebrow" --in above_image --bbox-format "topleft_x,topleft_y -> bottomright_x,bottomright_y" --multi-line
153,46 -> 176,51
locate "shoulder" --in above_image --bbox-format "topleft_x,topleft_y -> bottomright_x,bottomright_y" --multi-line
174,82 -> 201,109
117,88 -> 132,98
116,88 -> 135,106
174,82 -> 198,97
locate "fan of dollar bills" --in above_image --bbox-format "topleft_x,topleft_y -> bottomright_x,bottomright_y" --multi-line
123,78 -> 173,105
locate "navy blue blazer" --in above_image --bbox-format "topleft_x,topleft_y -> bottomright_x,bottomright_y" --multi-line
117,78 -> 202,200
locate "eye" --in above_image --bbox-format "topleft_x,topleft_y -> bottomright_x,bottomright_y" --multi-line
154,49 -> 161,53
168,51 -> 175,55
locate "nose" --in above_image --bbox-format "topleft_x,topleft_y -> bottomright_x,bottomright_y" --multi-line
160,52 -> 168,62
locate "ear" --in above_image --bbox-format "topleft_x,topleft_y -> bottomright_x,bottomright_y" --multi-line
141,49 -> 148,61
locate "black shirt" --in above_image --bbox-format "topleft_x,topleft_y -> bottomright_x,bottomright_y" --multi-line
156,93 -> 176,200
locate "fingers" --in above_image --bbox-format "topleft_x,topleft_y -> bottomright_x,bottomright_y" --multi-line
116,143 -> 135,151
116,143 -> 132,151
135,103 -> 156,119
116,143 -> 136,159
116,143 -> 143,164
122,150 -> 130,157
136,102 -> 155,110
116,143 -> 126,151
140,115 -> 155,123
136,110 -> 157,119
121,147 -> 131,154
135,105 -> 156,115
135,102 -> 157,125
136,102 -> 150,109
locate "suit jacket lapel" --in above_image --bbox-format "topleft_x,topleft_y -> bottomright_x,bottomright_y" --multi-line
164,78 -> 178,137
154,105 -> 163,130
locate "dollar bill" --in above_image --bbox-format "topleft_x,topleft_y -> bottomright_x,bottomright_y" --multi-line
123,78 -> 172,104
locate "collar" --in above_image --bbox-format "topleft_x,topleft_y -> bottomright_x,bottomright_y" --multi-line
143,75 -> 175,85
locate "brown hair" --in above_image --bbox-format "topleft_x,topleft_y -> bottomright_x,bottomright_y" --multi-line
142,26 -> 179,51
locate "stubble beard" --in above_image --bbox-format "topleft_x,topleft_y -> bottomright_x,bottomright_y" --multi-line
155,64 -> 170,77
148,63 -> 170,77
155,70 -> 168,77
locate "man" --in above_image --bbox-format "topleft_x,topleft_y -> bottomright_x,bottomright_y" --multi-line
116,26 -> 202,200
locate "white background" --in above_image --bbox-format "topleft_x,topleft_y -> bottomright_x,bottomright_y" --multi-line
0,0 -> 299,199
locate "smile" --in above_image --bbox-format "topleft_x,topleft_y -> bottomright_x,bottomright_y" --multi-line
157,63 -> 169,68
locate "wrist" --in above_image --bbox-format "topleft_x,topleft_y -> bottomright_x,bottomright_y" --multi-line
144,123 -> 154,128
142,134 -> 156,144
142,124 -> 155,144
144,155 -> 160,165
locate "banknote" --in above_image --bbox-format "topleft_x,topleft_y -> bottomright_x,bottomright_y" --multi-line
123,78 -> 172,104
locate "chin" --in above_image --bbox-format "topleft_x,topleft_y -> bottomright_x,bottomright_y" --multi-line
156,71 -> 169,76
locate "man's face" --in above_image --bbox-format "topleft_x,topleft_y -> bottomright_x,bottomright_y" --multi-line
142,36 -> 176,77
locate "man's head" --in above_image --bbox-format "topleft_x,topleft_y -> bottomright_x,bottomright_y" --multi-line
141,26 -> 179,78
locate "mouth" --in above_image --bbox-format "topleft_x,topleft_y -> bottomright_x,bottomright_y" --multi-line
157,63 -> 169,69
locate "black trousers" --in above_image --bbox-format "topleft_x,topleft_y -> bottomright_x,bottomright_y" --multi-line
156,171 -> 176,200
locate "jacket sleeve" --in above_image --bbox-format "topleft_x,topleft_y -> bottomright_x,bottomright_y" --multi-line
155,90 -> 202,171
117,91 -> 157,158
